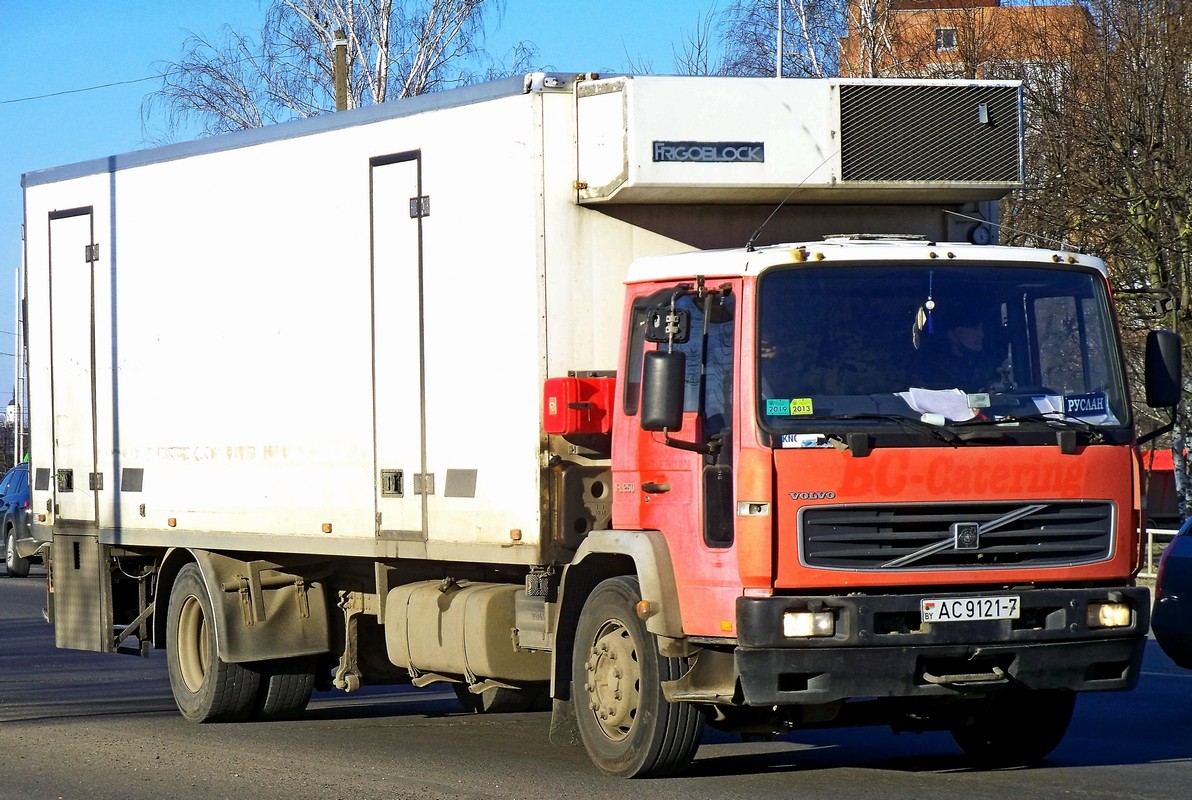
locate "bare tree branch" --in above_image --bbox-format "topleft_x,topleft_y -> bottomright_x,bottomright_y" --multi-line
143,0 -> 513,139
717,0 -> 845,78
673,7 -> 721,75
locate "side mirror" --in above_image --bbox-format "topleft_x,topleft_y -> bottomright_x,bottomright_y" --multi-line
1145,329 -> 1182,408
641,350 -> 685,431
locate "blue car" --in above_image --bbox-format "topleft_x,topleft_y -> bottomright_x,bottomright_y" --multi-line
1153,517 -> 1192,668
1,463 -> 35,578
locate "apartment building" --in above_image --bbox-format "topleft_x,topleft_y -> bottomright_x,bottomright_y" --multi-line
839,0 -> 1094,79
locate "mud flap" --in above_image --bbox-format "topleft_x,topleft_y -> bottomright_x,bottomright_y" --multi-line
49,534 -> 115,652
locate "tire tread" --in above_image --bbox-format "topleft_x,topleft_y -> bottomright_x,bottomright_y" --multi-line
166,563 -> 260,723
254,658 -> 316,720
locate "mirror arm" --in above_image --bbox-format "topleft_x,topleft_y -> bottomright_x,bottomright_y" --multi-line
662,430 -> 715,455
660,431 -> 724,457
1138,408 -> 1177,447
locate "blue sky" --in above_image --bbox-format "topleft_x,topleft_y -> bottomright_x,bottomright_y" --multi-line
0,0 -> 720,410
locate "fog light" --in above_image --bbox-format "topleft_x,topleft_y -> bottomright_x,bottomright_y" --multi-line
783,610 -> 835,638
1087,602 -> 1131,628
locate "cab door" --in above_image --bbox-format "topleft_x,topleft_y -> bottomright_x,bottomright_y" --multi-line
612,281 -> 740,637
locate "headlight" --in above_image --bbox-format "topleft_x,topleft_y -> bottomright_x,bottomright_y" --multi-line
1087,602 -> 1132,628
783,610 -> 835,638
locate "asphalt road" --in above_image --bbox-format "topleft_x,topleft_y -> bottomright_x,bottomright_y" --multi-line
2,566 -> 1190,799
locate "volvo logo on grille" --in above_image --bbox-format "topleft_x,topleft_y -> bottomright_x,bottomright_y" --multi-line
952,522 -> 980,550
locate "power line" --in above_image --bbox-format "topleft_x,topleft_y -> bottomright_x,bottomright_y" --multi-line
1,48 -> 271,108
0,74 -> 162,106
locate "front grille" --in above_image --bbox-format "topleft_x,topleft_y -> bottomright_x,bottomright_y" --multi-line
801,502 -> 1114,570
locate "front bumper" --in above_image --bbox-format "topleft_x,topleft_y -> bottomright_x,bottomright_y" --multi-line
734,586 -> 1149,706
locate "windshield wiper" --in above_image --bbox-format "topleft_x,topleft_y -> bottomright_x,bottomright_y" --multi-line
820,413 -> 961,444
952,412 -> 1108,444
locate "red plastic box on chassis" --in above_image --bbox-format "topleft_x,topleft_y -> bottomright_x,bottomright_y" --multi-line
542,375 -> 616,436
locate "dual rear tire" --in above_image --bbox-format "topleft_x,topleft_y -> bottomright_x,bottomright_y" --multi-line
165,563 -> 314,722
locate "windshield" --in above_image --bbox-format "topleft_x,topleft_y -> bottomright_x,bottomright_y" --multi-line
757,262 -> 1128,434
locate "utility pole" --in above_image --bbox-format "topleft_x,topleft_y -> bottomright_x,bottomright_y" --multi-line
334,29 -> 348,111
13,267 -> 19,466
776,0 -> 783,78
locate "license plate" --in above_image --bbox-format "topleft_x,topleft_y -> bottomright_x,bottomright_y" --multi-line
921,595 -> 1020,623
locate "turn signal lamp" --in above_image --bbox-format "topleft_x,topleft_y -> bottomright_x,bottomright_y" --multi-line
783,610 -> 835,638
635,599 -> 655,620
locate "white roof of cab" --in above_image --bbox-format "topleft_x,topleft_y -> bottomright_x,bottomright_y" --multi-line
625,237 -> 1108,283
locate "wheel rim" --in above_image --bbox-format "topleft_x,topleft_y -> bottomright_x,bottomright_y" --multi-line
5,534 -> 13,567
176,595 -> 209,693
582,618 -> 641,742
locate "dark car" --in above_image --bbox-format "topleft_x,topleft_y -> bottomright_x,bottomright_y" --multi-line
1152,516 -> 1192,668
1,463 -> 36,578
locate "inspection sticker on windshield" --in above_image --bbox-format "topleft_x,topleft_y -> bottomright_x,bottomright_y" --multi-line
766,398 -> 813,416
921,595 -> 1020,623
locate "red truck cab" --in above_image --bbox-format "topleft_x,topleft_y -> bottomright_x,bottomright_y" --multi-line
588,237 -> 1178,772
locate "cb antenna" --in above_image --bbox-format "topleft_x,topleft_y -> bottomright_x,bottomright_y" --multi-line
745,148 -> 840,252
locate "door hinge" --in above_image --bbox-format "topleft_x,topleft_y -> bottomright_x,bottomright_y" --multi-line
84,243 -> 100,263
89,472 -> 104,491
413,473 -> 435,495
409,196 -> 430,218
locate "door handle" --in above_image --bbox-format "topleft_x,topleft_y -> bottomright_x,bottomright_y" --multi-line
642,482 -> 671,494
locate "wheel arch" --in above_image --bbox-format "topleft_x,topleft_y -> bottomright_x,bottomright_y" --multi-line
153,548 -> 331,663
153,548 -> 201,649
552,530 -> 683,699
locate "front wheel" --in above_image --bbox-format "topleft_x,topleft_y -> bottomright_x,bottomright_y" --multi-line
5,530 -> 30,578
572,576 -> 703,778
166,563 -> 261,722
950,690 -> 1075,767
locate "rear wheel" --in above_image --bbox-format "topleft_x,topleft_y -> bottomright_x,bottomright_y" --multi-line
572,576 -> 703,778
950,690 -> 1075,767
166,563 -> 260,722
253,657 -> 316,720
5,530 -> 30,578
